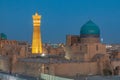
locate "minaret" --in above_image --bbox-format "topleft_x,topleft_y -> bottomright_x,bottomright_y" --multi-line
32,12 -> 42,54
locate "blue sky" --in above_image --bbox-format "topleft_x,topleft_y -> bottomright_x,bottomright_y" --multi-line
0,0 -> 120,43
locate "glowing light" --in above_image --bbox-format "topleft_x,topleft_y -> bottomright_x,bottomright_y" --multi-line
41,53 -> 46,57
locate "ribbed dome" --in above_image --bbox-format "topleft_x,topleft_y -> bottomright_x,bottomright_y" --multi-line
80,20 -> 100,35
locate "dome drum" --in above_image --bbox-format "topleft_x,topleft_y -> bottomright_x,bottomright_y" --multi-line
80,34 -> 100,38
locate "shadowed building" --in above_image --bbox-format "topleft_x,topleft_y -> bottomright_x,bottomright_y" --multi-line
32,12 -> 43,54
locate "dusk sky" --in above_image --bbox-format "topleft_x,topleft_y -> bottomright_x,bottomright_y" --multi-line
0,0 -> 120,44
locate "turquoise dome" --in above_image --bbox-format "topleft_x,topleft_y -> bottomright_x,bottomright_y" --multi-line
80,20 -> 100,35
0,33 -> 7,40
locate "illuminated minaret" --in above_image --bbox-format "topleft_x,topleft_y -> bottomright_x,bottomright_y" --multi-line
32,12 -> 42,54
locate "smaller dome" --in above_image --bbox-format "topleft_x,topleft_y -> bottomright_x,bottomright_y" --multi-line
80,20 -> 100,35
0,33 -> 7,40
